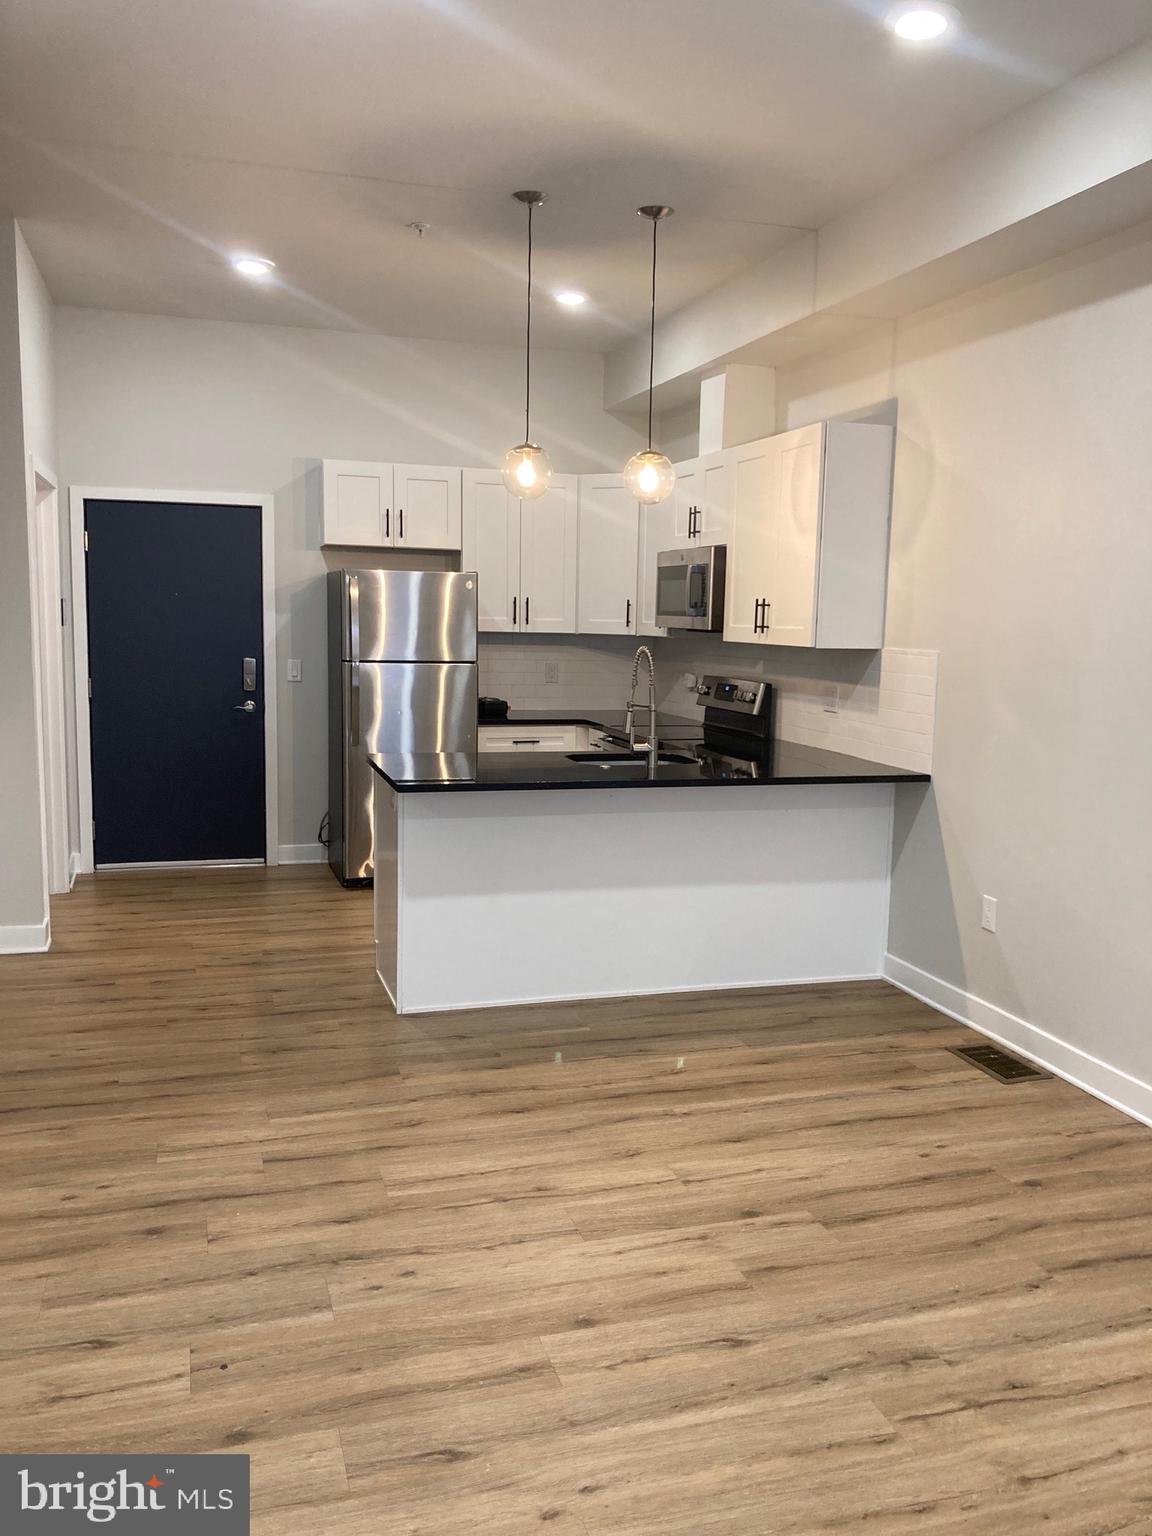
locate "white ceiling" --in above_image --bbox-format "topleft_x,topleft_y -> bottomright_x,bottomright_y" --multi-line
2,0 -> 1150,351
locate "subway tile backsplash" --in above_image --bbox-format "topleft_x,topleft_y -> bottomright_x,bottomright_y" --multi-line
478,634 -> 938,772
478,635 -> 637,712
654,637 -> 938,772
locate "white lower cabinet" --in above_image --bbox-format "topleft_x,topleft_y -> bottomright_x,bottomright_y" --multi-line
723,421 -> 893,649
477,725 -> 600,753
462,473 -> 578,633
576,475 -> 640,636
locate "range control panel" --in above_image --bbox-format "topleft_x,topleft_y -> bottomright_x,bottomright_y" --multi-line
692,674 -> 769,717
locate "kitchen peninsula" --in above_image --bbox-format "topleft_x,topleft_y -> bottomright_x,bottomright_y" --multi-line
370,690 -> 928,1014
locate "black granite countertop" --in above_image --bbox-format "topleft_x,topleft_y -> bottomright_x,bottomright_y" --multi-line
370,734 -> 930,794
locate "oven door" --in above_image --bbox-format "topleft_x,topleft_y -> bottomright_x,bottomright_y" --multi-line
655,546 -> 725,631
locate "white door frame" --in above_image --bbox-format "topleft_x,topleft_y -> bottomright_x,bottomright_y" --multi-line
29,460 -> 71,894
69,487 -> 279,874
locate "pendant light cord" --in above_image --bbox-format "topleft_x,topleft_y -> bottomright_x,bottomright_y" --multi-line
525,199 -> 534,445
647,213 -> 657,453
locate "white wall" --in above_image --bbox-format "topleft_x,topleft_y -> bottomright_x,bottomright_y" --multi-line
0,220 -> 53,947
54,308 -> 646,854
773,219 -> 1152,1109
16,229 -> 57,473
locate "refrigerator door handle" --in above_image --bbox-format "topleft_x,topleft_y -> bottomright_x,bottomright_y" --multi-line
348,573 -> 360,663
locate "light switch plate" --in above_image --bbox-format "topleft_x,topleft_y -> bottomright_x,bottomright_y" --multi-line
287,659 -> 302,682
981,895 -> 998,933
544,661 -> 560,685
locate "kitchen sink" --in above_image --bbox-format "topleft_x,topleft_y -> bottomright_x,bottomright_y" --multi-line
566,751 -> 697,767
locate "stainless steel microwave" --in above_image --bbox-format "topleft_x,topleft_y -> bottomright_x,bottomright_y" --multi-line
655,545 -> 727,631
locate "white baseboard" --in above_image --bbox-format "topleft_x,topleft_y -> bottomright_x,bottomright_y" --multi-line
67,851 -> 79,889
883,951 -> 1152,1129
278,843 -> 328,865
392,970 -> 882,1016
0,916 -> 51,954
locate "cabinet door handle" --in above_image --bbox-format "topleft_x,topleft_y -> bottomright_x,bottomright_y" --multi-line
753,598 -> 762,633
384,508 -> 390,540
525,596 -> 530,626
625,597 -> 632,628
512,595 -> 517,627
398,508 -> 404,542
762,600 -> 771,632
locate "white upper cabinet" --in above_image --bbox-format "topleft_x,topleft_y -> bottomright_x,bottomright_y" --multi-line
577,475 -> 641,636
697,450 -> 732,545
766,424 -> 823,646
670,452 -> 729,546
321,460 -> 394,547
672,459 -> 700,544
636,496 -> 677,637
319,459 -> 461,550
722,420 -> 893,649
462,471 -> 520,632
724,439 -> 776,646
520,476 -> 579,633
462,472 -> 577,633
393,464 -> 462,550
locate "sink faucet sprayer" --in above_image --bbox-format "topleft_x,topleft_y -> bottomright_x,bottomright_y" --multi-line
625,645 -> 658,772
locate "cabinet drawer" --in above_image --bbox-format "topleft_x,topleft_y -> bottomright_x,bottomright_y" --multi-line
478,725 -> 586,753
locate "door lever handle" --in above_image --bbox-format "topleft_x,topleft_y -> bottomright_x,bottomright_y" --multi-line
233,700 -> 256,713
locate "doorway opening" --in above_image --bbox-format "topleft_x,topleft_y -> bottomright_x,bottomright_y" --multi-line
30,465 -> 71,895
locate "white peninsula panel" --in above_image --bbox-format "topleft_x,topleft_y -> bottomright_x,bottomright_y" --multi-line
374,783 -> 894,1013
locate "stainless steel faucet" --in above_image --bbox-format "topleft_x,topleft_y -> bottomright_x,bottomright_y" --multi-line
625,645 -> 658,771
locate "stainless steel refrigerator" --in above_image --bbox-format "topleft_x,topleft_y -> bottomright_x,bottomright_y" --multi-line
327,569 -> 477,884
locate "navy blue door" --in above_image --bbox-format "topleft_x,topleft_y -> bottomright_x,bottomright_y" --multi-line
85,500 -> 266,866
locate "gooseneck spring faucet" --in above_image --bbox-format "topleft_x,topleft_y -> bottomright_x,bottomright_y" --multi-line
625,645 -> 658,772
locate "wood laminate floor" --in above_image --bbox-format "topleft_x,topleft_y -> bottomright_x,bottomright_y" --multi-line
2,867 -> 1151,1534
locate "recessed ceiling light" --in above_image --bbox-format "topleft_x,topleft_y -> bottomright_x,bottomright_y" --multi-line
888,5 -> 953,41
231,254 -> 276,280
554,290 -> 587,307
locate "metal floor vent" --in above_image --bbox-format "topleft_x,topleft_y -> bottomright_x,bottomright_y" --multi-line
949,1043 -> 1051,1083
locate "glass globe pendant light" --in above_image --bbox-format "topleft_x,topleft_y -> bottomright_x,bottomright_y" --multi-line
623,205 -> 676,505
501,191 -> 553,500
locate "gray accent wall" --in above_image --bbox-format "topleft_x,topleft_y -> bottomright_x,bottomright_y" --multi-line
776,218 -> 1152,1091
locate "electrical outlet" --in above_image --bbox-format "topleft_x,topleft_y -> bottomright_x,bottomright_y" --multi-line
287,659 -> 302,682
544,661 -> 560,685
823,685 -> 840,715
981,895 -> 998,933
